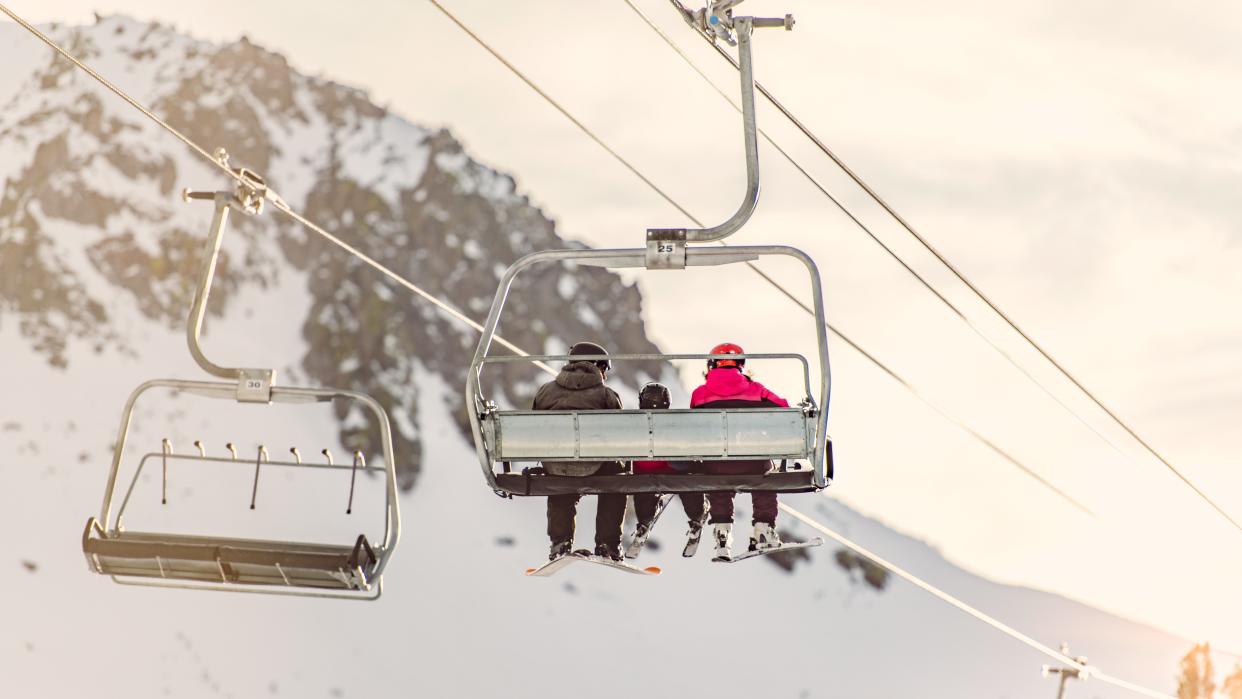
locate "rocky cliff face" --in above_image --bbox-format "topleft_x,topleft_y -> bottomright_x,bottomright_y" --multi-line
0,15 -> 663,488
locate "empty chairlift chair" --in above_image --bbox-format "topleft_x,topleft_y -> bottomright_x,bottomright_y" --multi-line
82,177 -> 401,600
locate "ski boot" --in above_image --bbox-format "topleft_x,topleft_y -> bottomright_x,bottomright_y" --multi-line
549,540 -> 573,561
710,523 -> 733,562
625,520 -> 654,559
749,522 -> 782,552
682,510 -> 710,558
594,542 -> 624,562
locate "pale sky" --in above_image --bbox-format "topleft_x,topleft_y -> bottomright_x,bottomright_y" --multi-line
9,0 -> 1242,651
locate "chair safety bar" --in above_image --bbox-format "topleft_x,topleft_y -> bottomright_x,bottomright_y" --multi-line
113,452 -> 388,532
466,245 -> 832,495
478,352 -> 816,411
87,378 -> 401,600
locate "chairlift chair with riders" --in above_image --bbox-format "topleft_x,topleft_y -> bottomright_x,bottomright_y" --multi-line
466,1 -> 834,498
82,169 -> 402,600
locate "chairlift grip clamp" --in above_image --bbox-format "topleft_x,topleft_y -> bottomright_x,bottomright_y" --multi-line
182,149 -> 268,216
213,147 -> 268,215
696,1 -> 795,45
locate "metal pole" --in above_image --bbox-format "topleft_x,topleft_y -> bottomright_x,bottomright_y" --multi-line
185,193 -> 236,380
1042,644 -> 1087,699
182,187 -> 275,402
680,18 -> 759,243
648,11 -> 791,245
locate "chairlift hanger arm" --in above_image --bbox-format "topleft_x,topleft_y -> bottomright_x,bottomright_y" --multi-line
182,171 -> 277,403
648,2 -> 793,245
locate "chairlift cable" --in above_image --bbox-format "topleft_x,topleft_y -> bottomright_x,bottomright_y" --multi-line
424,0 -> 1092,516
0,1 -> 553,377
780,503 -> 1175,699
746,261 -> 1092,517
618,0 -> 1133,470
267,201 -> 554,375
0,4 -> 233,182
651,0 -> 1242,535
424,0 -> 702,226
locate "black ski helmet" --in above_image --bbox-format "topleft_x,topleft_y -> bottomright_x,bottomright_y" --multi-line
567,341 -> 611,373
639,382 -> 671,410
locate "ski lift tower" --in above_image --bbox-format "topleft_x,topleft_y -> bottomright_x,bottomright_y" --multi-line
1041,644 -> 1089,699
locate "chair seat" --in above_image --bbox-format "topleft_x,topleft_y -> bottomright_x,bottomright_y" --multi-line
82,521 -> 377,591
494,470 -> 822,496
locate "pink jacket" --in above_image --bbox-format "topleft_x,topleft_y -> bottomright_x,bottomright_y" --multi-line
633,459 -> 675,474
690,368 -> 789,408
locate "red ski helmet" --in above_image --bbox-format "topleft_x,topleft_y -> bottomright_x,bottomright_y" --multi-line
707,342 -> 745,370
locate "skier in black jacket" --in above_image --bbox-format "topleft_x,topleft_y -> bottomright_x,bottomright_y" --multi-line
532,341 -> 627,561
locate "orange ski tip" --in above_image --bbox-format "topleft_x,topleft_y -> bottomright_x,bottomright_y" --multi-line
644,567 -> 662,574
524,568 -> 537,575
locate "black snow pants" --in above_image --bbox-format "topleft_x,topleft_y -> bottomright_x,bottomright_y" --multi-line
633,492 -> 707,527
703,460 -> 778,525
546,461 -> 627,548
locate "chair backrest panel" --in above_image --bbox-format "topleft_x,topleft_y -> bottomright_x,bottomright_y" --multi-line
488,408 -> 813,462
650,411 -> 723,457
578,412 -> 650,458
494,412 -> 579,459
724,409 -> 809,457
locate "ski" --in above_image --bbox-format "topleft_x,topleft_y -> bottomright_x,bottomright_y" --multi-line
525,550 -> 661,577
524,554 -> 579,577
682,516 -> 707,558
711,537 -> 824,563
625,494 -> 672,559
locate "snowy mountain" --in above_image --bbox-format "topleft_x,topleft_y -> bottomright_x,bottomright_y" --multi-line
0,15 -> 1192,698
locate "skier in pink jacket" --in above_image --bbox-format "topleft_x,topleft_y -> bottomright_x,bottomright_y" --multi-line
690,342 -> 788,561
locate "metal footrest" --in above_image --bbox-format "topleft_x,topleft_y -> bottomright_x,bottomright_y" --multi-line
494,470 -> 821,496
82,519 -> 377,592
